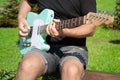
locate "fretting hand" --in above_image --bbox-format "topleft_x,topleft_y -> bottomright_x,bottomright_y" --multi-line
46,19 -> 63,37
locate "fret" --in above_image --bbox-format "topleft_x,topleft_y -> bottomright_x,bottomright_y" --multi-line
55,16 -> 84,31
78,17 -> 81,26
76,17 -> 79,27
55,22 -> 60,30
71,18 -> 77,27
64,19 -> 71,28
59,20 -> 65,30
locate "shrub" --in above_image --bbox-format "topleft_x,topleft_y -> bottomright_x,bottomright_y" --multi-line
0,0 -> 20,27
0,0 -> 38,27
0,69 -> 16,80
113,0 -> 120,30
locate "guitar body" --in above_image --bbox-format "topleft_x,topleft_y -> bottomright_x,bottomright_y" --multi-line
19,9 -> 54,55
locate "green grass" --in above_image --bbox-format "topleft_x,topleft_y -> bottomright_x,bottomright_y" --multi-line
97,0 -> 116,12
87,27 -> 120,73
0,27 -> 120,73
0,28 -> 22,71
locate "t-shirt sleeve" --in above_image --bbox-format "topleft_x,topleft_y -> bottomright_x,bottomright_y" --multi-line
27,0 -> 37,4
80,0 -> 96,15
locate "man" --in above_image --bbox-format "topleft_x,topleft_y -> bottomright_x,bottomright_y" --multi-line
17,0 -> 97,80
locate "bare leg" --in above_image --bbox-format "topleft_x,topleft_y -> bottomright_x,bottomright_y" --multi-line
16,52 -> 46,80
61,58 -> 84,80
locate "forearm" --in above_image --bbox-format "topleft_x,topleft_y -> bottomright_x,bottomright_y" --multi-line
18,0 -> 32,19
62,24 -> 96,38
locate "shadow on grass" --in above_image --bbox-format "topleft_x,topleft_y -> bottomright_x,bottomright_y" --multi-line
109,39 -> 120,44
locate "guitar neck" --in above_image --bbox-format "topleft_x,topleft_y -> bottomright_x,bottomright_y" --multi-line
38,16 -> 86,34
55,16 -> 85,30
34,11 -> 114,34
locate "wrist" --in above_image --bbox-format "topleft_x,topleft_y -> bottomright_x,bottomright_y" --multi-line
18,14 -> 26,20
18,15 -> 23,20
62,28 -> 69,36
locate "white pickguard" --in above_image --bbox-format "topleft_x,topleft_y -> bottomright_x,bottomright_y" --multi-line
31,19 -> 44,49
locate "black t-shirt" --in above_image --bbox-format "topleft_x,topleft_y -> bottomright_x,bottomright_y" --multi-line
28,0 -> 96,46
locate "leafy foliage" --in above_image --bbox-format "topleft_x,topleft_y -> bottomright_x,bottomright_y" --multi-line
0,69 -> 58,80
113,0 -> 120,30
0,0 -> 38,27
0,0 -> 20,27
0,69 -> 16,80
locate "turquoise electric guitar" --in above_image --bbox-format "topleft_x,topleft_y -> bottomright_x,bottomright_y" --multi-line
19,9 -> 114,55
19,9 -> 54,54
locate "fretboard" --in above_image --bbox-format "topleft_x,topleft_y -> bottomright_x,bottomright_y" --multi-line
38,16 -> 85,34
55,16 -> 85,30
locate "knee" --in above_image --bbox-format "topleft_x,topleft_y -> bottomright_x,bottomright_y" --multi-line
61,58 -> 83,76
18,58 -> 35,72
62,64 -> 79,75
18,54 -> 45,72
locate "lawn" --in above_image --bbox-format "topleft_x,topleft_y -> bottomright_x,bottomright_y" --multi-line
0,28 -> 21,71
96,0 -> 116,12
0,0 -> 120,77
0,27 -> 120,73
87,27 -> 120,73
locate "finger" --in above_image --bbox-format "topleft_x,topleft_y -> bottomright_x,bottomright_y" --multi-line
46,21 -> 59,37
18,27 -> 29,33
50,22 -> 59,37
47,21 -> 57,37
18,23 -> 29,33
46,22 -> 52,35
24,21 -> 30,30
53,19 -> 60,23
19,30 -> 29,38
49,22 -> 55,36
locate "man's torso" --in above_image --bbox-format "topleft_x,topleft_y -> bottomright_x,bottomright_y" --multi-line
28,0 -> 96,46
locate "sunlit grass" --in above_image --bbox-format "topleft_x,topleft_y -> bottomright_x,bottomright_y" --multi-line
87,27 -> 120,73
97,0 -> 116,12
0,28 -> 21,71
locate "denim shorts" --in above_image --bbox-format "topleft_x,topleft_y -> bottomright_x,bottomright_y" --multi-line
26,44 -> 88,74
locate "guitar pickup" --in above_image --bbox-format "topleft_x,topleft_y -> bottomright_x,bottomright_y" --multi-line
22,42 -> 31,47
38,24 -> 48,34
